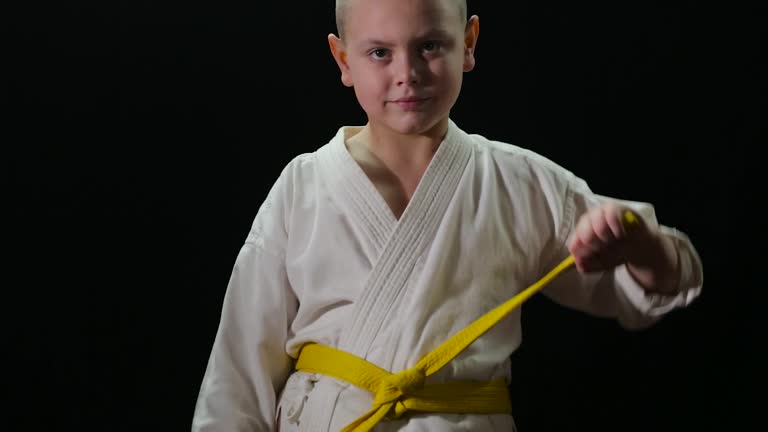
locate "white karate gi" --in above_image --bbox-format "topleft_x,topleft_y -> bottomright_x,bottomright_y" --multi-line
192,120 -> 703,432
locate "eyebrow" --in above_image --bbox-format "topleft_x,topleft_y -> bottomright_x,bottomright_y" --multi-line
357,29 -> 455,49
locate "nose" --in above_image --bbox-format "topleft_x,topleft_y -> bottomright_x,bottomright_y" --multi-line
395,51 -> 423,86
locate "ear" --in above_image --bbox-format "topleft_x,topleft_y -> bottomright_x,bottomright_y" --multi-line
328,34 -> 353,87
463,15 -> 480,72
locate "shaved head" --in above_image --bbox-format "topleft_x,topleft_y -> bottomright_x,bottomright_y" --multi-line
335,0 -> 468,39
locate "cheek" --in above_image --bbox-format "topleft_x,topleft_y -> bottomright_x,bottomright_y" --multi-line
431,61 -> 463,98
431,57 -> 461,84
353,70 -> 388,105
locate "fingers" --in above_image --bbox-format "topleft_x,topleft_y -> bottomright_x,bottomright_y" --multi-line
572,203 -> 621,251
568,202 -> 637,272
604,203 -> 627,239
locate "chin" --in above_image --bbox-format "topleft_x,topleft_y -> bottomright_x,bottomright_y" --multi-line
383,113 -> 445,136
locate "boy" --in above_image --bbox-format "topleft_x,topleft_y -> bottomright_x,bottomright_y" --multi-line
192,0 -> 703,430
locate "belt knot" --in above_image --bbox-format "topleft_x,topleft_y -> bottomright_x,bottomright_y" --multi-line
372,367 -> 425,416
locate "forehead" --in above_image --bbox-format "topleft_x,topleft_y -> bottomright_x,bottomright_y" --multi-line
344,0 -> 464,39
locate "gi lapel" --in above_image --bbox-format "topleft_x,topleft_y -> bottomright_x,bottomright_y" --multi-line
316,126 -> 398,264
326,120 -> 472,358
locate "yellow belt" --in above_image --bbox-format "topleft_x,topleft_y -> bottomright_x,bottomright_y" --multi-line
296,212 -> 638,431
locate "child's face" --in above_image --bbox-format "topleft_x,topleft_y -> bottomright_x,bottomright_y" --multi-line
329,0 -> 478,136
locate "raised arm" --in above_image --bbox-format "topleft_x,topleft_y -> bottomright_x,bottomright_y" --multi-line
540,176 -> 703,329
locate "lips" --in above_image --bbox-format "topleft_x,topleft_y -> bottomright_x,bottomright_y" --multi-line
391,96 -> 431,110
393,96 -> 429,103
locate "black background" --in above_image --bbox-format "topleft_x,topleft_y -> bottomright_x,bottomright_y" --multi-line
6,1 -> 760,431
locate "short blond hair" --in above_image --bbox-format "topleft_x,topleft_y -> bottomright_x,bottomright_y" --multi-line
335,0 -> 468,39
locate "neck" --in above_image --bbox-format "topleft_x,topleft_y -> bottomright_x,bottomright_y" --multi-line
365,118 -> 449,174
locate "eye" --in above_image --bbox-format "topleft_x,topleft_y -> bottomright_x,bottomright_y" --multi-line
370,48 -> 390,59
422,41 -> 441,53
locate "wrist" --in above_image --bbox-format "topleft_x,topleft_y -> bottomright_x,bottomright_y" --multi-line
626,232 -> 681,294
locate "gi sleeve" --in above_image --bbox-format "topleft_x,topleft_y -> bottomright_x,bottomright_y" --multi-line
539,174 -> 703,330
192,170 -> 299,431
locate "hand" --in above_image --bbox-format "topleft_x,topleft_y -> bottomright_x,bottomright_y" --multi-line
567,202 -> 681,294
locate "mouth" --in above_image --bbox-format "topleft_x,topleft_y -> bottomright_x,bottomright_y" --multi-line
393,96 -> 430,103
390,96 -> 431,110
